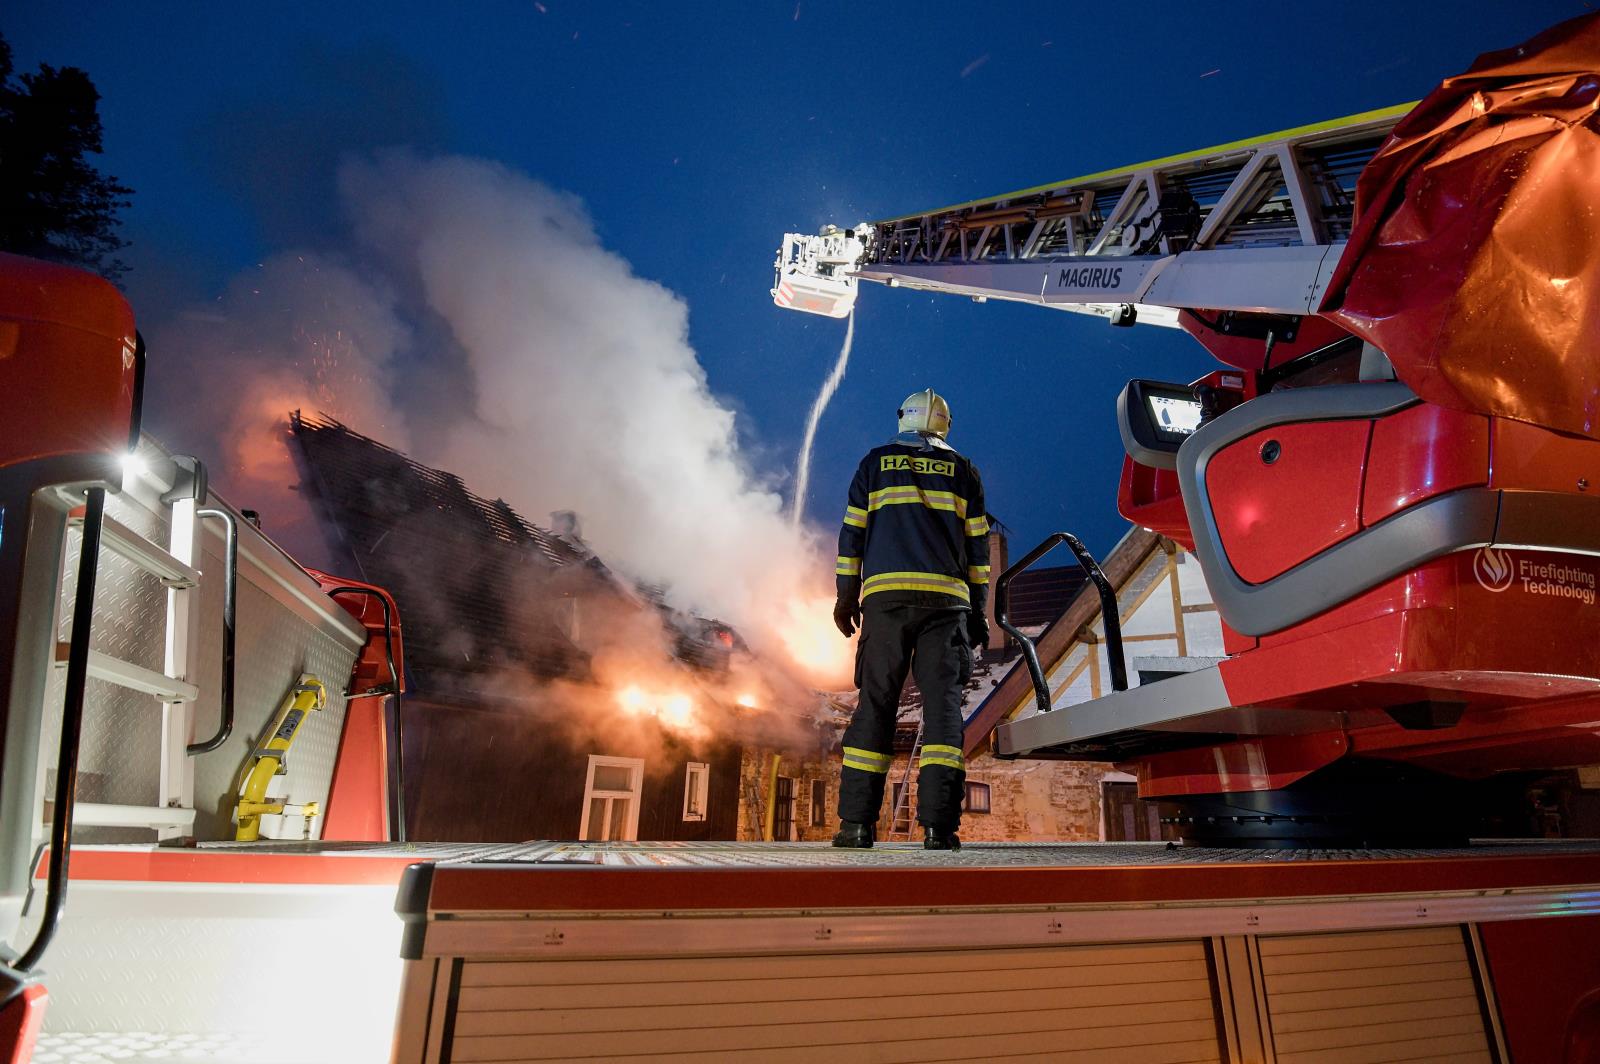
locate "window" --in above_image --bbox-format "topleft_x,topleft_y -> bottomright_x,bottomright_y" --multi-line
579,755 -> 643,841
774,776 -> 797,841
809,779 -> 827,827
683,762 -> 709,822
963,781 -> 992,814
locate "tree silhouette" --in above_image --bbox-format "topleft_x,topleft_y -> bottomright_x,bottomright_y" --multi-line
0,34 -> 133,281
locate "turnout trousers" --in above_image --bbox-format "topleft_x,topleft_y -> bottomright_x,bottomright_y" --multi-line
839,601 -> 970,833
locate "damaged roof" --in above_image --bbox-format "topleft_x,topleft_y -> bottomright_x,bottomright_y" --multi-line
291,412 -> 620,697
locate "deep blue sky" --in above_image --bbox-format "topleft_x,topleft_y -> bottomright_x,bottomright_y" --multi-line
7,1 -> 1590,558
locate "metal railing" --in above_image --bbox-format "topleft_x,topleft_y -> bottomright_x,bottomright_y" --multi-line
322,586 -> 406,843
186,508 -> 237,755
17,487 -> 105,972
994,532 -> 1128,717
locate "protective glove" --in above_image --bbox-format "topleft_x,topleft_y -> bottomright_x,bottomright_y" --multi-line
833,597 -> 861,638
966,610 -> 990,650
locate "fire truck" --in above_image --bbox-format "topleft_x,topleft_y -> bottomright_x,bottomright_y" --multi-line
4,12 -> 1600,1064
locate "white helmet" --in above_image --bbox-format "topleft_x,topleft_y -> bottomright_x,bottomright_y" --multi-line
897,388 -> 951,439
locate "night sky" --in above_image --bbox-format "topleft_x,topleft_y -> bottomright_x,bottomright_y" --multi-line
7,1 -> 1589,558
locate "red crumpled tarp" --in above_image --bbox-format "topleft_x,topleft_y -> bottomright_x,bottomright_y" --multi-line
1320,13 -> 1600,439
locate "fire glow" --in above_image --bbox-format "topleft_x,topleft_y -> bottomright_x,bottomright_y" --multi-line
778,595 -> 855,684
615,685 -> 700,730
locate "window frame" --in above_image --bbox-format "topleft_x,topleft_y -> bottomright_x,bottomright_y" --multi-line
808,778 -> 827,827
682,761 -> 709,822
579,754 -> 645,842
774,774 -> 798,841
963,780 -> 992,814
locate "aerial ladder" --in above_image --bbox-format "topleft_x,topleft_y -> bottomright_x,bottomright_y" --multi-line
773,16 -> 1600,848
773,102 -> 1409,329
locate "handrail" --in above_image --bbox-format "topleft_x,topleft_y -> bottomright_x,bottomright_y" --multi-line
323,586 -> 406,843
994,532 -> 1129,717
187,508 -> 237,755
17,487 -> 106,972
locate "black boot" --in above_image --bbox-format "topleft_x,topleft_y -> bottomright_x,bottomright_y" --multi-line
923,828 -> 961,851
832,821 -> 874,848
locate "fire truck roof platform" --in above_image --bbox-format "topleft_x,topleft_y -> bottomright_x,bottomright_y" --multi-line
42,836 -> 1600,939
382,838 -> 1600,1063
32,839 -> 1600,1064
47,838 -> 1600,952
393,839 -> 1600,917
59,835 -> 1600,876
59,835 -> 1600,873
448,838 -> 1600,867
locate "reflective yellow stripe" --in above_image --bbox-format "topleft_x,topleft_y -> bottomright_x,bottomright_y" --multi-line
861,572 -> 969,601
842,506 -> 867,529
921,754 -> 965,771
867,487 -> 969,518
922,744 -> 963,759
842,746 -> 892,774
843,746 -> 891,764
967,565 -> 991,584
836,556 -> 862,576
966,516 -> 990,537
920,745 -> 965,771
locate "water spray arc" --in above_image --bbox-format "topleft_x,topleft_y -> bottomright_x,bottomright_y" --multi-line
789,310 -> 855,528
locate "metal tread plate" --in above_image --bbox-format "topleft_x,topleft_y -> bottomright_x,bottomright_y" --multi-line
468,838 -> 1600,868
70,837 -> 1600,872
33,1031 -> 270,1064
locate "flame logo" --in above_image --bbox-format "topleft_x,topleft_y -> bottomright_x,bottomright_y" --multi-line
1474,547 -> 1514,592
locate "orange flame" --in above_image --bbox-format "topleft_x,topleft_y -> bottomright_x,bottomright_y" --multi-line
614,684 -> 701,732
777,595 -> 854,688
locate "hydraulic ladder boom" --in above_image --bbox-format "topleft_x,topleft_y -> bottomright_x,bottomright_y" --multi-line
773,103 -> 1411,327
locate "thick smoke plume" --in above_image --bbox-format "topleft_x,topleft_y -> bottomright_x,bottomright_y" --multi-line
145,151 -> 852,685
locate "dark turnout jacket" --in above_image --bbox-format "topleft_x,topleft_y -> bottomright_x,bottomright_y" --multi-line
836,432 -> 990,611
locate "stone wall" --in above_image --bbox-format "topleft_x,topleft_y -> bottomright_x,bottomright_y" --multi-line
736,747 -> 838,842
961,755 -> 1111,842
738,745 -> 1113,842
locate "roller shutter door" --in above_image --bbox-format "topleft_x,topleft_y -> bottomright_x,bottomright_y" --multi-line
444,940 -> 1224,1063
1258,927 -> 1495,1064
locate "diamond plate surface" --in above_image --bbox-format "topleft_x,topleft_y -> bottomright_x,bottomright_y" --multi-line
36,488 -> 358,844
38,493 -> 173,843
187,533 -> 356,841
478,837 -> 1600,868
34,1031 -> 269,1064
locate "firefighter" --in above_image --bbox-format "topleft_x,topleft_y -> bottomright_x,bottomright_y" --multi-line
831,388 -> 990,850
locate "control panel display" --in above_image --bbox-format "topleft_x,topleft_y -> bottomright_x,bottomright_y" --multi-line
1117,378 -> 1209,470
1148,394 -> 1202,439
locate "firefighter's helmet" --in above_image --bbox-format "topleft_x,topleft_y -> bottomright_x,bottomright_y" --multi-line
897,388 -> 951,439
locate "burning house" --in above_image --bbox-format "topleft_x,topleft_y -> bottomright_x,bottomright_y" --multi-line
290,412 -> 830,843
285,413 -> 1199,847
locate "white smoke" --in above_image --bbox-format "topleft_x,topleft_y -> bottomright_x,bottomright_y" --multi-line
143,252 -> 411,562
146,151 -> 851,680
